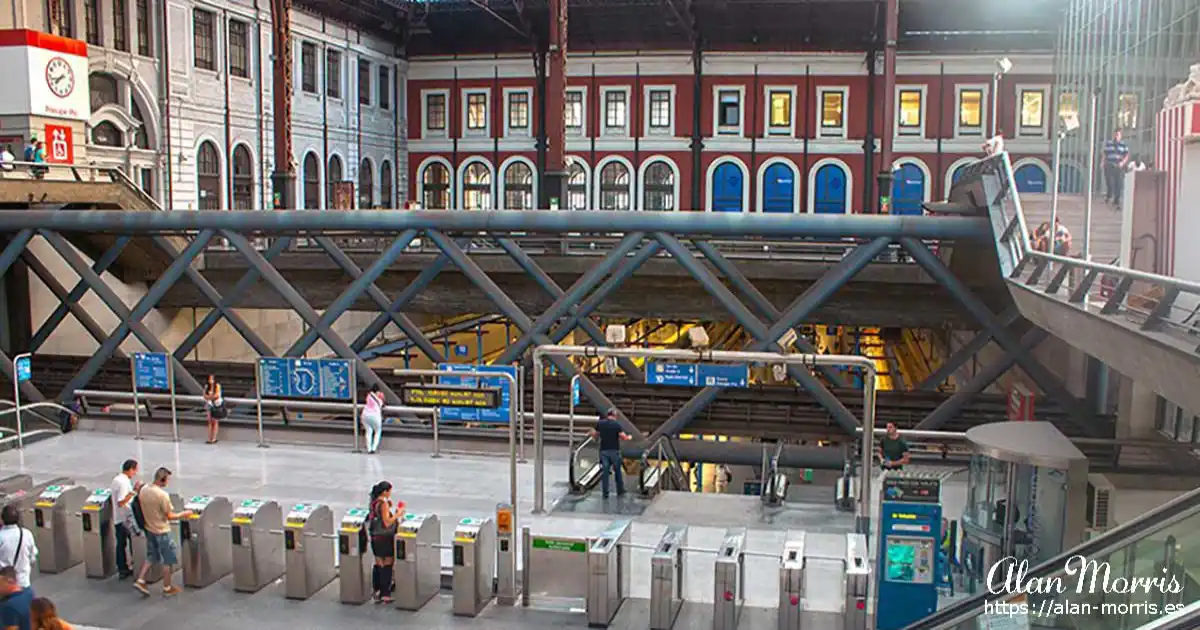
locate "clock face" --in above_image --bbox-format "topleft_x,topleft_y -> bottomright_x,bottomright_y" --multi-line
45,57 -> 75,98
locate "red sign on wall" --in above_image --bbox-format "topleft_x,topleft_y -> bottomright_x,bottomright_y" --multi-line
1007,382 -> 1036,422
43,124 -> 73,163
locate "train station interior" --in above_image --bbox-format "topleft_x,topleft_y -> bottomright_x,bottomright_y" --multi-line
1,0 -> 1200,628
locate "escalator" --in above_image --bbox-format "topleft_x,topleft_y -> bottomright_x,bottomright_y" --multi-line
904,485 -> 1200,629
568,433 -> 688,497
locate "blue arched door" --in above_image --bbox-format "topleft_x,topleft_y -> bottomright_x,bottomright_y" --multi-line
1014,164 -> 1047,193
711,162 -> 744,212
813,163 -> 847,214
762,163 -> 795,213
952,163 -> 971,184
892,162 -> 926,215
1058,164 -> 1082,193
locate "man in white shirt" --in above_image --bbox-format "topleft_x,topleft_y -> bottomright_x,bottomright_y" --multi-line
0,145 -> 14,172
0,504 -> 37,590
111,459 -> 142,579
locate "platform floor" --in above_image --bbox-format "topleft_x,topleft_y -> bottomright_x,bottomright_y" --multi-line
0,431 -> 962,630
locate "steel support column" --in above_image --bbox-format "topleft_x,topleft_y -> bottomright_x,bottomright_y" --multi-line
19,252 -> 118,355
544,241 -> 664,344
349,244 -> 462,358
876,0 -> 898,214
494,237 -> 643,379
542,0 -> 568,207
0,230 -> 34,355
269,0 -> 296,209
0,230 -> 42,402
917,308 -> 1021,391
30,235 -> 131,353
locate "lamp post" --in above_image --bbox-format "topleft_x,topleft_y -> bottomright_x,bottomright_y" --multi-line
991,57 -> 1012,138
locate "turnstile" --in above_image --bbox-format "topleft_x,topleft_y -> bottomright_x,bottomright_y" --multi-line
80,488 -> 116,578
713,528 -> 747,630
0,475 -> 32,498
14,477 -> 72,531
338,508 -> 373,604
32,484 -> 87,573
130,492 -> 182,584
452,516 -> 496,617
231,499 -> 284,593
586,520 -> 632,627
843,533 -> 869,630
650,525 -> 687,630
179,495 -> 233,588
395,513 -> 441,611
778,531 -> 807,630
284,503 -> 336,600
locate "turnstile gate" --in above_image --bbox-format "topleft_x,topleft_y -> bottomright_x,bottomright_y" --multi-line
586,520 -> 631,627
844,533 -> 869,630
80,488 -> 115,578
231,499 -> 284,593
130,492 -> 182,584
338,508 -> 372,604
284,503 -> 336,600
180,495 -> 233,588
713,528 -> 747,630
452,516 -> 496,617
395,513 -> 441,611
33,484 -> 87,573
778,531 -> 807,630
650,525 -> 687,630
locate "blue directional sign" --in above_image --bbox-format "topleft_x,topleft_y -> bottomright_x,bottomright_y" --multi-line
258,357 -> 291,398
646,362 -> 749,388
571,378 -> 580,407
13,356 -> 31,384
257,357 -> 354,400
698,363 -> 749,388
133,352 -> 170,391
645,362 -> 699,386
454,344 -> 469,357
292,359 -> 321,397
437,363 -> 518,423
319,360 -> 352,401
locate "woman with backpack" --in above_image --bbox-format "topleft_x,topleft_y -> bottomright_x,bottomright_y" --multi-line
368,481 -> 403,603
361,384 -> 385,454
203,375 -> 225,444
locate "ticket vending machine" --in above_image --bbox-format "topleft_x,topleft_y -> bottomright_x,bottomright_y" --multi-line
713,528 -> 747,630
131,493 -> 182,584
284,503 -> 336,600
338,508 -> 373,604
395,513 -> 441,611
586,519 -> 632,627
777,531 -> 807,630
80,488 -> 115,578
231,499 -> 285,593
33,484 -> 87,573
876,477 -> 943,630
649,524 -> 687,630
452,516 -> 496,617
179,495 -> 233,588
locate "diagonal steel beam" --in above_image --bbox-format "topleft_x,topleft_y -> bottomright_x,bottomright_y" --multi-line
917,308 -> 1021,391
49,230 -> 209,399
692,239 -> 848,387
287,232 -> 420,357
426,230 -> 644,440
30,235 -> 131,352
648,237 -> 894,440
174,237 -> 292,361
899,237 -> 1100,435
222,230 -> 399,403
19,251 -> 121,356
546,241 -> 664,344
496,232 -> 645,365
313,235 -> 443,363
495,237 -> 643,379
0,230 -> 34,283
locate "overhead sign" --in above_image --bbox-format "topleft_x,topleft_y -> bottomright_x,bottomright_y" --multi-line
132,352 -> 170,391
437,363 -> 517,423
257,357 -> 353,400
0,30 -> 90,121
646,362 -> 749,388
43,123 -> 73,163
882,478 -> 941,504
13,356 -> 31,383
698,363 -> 749,388
402,385 -> 500,409
646,362 -> 697,386
454,344 -> 469,357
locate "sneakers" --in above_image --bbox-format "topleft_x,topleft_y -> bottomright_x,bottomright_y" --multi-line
133,580 -> 150,596
163,585 -> 182,597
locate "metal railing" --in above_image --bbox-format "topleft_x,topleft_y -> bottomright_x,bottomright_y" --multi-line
0,160 -> 141,186
638,434 -> 688,496
568,434 -> 600,493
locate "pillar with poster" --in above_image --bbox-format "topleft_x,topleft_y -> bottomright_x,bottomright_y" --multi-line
0,30 -> 91,169
1007,381 -> 1035,422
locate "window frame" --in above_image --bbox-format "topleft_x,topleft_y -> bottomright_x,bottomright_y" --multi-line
299,41 -> 317,94
227,19 -> 249,79
377,65 -> 391,110
135,0 -> 151,56
566,158 -> 590,210
596,157 -> 633,211
601,86 -> 631,138
500,158 -> 536,210
1116,91 -> 1140,131
192,8 -> 216,72
504,87 -> 533,138
764,85 -> 797,137
895,84 -> 927,138
459,159 -> 495,211
639,158 -> 679,212
644,85 -> 676,137
325,49 -> 342,99
1015,84 -> 1049,138
462,88 -> 491,137
816,86 -> 848,139
84,0 -> 101,46
713,85 -> 745,137
422,89 -> 449,138
564,88 -> 587,137
954,84 -> 988,138
112,0 -> 128,51
357,58 -> 371,106
418,158 -> 452,210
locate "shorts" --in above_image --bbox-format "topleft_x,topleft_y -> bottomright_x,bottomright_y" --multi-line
370,535 -> 395,560
145,531 -> 177,566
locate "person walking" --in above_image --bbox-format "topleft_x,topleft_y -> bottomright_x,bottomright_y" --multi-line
110,459 -> 143,579
0,567 -> 31,630
132,468 -> 193,598
203,375 -> 225,444
361,384 -> 385,454
30,598 -> 71,630
1103,129 -> 1130,207
589,409 -> 632,499
368,481 -> 403,604
0,506 -> 36,591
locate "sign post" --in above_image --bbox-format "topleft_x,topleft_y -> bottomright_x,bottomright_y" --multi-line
568,374 -> 581,455
255,360 -> 265,448
12,354 -> 31,449
132,353 -> 172,441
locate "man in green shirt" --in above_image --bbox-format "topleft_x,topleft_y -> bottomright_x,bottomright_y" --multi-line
878,422 -> 910,470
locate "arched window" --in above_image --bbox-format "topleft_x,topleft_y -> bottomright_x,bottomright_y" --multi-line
380,161 -> 393,208
462,161 -> 492,210
503,162 -> 533,210
130,98 -> 151,149
327,155 -> 344,207
197,141 -> 221,210
642,161 -> 675,211
421,162 -> 450,210
599,162 -> 631,210
567,162 -> 587,210
302,153 -> 320,209
359,158 -> 374,208
91,121 -> 123,147
89,73 -> 119,112
231,145 -> 253,209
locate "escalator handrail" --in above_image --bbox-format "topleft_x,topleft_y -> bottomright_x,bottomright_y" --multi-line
568,434 -> 597,492
640,434 -> 686,492
904,483 -> 1200,629
1136,598 -> 1200,630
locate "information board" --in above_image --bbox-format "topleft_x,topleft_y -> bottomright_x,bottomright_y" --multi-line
454,344 -> 469,357
402,385 -> 501,409
437,363 -> 517,423
14,356 -> 31,383
571,378 -> 580,407
646,362 -> 749,388
133,352 -> 170,391
257,357 -> 353,400
883,477 -> 942,504
645,362 -> 697,386
697,363 -> 749,388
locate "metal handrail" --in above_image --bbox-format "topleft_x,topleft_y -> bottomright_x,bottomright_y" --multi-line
1024,249 -> 1200,294
568,434 -> 598,492
639,433 -> 687,494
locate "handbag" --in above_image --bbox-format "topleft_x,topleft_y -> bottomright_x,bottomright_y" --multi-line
368,500 -> 397,539
210,400 -> 228,419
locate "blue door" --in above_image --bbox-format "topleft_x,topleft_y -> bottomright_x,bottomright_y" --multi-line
951,163 -> 971,184
813,164 -> 848,214
762,163 -> 795,213
892,163 -> 926,215
1014,164 -> 1047,193
1058,164 -> 1082,193
711,162 -> 744,212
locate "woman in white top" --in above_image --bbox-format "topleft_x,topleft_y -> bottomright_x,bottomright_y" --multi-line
361,384 -> 385,454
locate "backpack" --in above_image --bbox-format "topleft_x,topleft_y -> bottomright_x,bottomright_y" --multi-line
130,493 -> 148,532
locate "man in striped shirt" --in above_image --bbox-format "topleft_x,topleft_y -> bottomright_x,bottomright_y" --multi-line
1103,129 -> 1130,207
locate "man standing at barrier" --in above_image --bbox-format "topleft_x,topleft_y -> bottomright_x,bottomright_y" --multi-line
590,410 -> 632,499
877,423 -> 911,471
132,468 -> 192,598
0,506 -> 37,590
111,460 -> 143,579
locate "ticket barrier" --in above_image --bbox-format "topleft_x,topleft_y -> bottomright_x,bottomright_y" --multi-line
585,520 -> 632,627
713,528 -> 747,630
231,499 -> 284,593
131,493 -> 182,584
452,516 -> 496,617
179,495 -> 233,588
33,484 -> 87,573
283,503 -> 336,600
14,477 -> 72,530
650,525 -> 687,630
338,508 -> 373,604
843,533 -> 870,630
777,531 -> 806,630
80,488 -> 116,578
395,513 -> 441,611
0,475 -> 32,499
